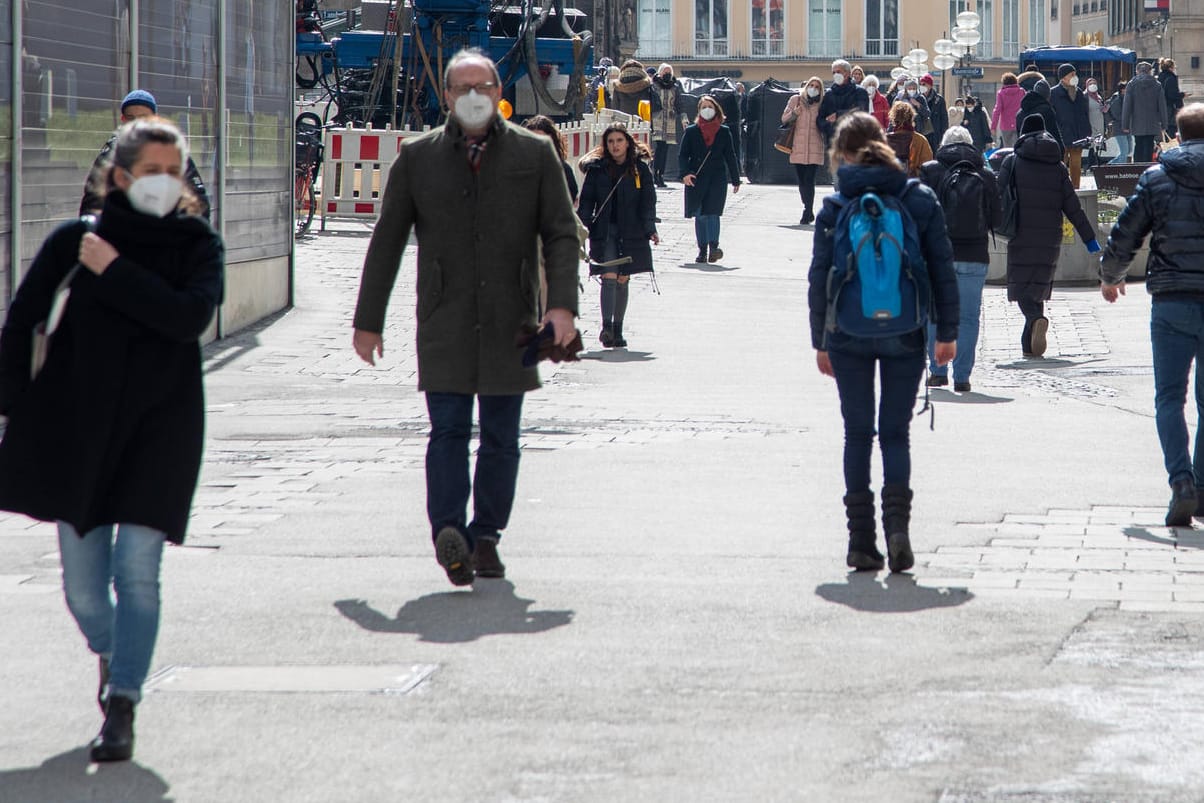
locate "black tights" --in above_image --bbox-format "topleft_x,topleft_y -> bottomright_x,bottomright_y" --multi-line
794,163 -> 818,213
653,141 -> 670,181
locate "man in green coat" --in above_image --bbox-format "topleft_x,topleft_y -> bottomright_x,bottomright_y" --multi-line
352,49 -> 580,586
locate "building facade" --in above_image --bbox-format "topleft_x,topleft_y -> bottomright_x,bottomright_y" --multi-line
2,0 -> 294,335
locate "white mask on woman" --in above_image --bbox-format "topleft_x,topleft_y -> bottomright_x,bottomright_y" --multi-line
699,106 -> 717,121
907,89 -> 918,98
806,86 -> 820,99
1087,83 -> 1097,93
124,171 -> 183,217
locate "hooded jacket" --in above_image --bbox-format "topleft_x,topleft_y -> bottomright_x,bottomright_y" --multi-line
1122,73 -> 1168,138
1016,89 -> 1064,153
808,163 -> 959,349
919,142 -> 1002,264
997,130 -> 1096,303
991,84 -> 1027,134
1101,141 -> 1204,295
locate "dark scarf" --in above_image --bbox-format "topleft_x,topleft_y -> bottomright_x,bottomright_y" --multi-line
698,117 -> 721,147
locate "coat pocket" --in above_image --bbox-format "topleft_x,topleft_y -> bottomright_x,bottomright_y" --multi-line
416,259 -> 444,322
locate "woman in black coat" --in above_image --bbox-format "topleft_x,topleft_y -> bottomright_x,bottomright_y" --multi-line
960,95 -> 994,152
678,94 -> 742,265
1015,80 -> 1064,154
997,114 -> 1098,358
0,118 -> 223,763
577,122 -> 659,349
1158,58 -> 1187,137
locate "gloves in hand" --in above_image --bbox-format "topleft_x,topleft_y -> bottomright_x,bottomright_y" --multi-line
516,322 -> 583,368
1086,239 -> 1102,253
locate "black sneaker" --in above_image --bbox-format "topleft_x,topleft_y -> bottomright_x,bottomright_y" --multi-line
926,375 -> 948,388
1167,478 -> 1197,527
954,381 -> 972,393
435,526 -> 475,586
472,536 -> 506,579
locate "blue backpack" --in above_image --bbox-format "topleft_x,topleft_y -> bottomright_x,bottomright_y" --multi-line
824,181 -> 930,342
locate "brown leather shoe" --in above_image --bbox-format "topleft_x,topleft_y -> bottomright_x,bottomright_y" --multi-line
472,536 -> 506,579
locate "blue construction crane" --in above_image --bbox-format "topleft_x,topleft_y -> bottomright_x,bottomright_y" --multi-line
297,0 -> 593,126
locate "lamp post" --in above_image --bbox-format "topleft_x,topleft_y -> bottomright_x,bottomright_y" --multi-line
951,11 -> 982,100
933,37 -> 958,102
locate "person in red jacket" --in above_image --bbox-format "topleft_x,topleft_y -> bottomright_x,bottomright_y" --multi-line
862,74 -> 889,128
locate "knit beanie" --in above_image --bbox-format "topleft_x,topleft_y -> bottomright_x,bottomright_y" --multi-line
1057,63 -> 1076,81
919,74 -> 934,87
619,60 -> 647,84
121,89 -> 157,114
1020,113 -> 1046,134
1034,79 -> 1051,99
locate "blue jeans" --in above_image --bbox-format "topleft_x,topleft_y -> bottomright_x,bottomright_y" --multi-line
694,214 -> 721,247
1151,299 -> 1204,486
57,522 -> 166,703
927,261 -> 989,382
1109,134 -> 1132,164
425,392 -> 524,546
828,333 -> 926,493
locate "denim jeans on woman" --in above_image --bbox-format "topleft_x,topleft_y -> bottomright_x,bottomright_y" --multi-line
1109,133 -> 1133,164
827,331 -> 926,493
926,261 -> 988,382
693,214 -> 720,247
425,392 -> 524,548
1150,298 -> 1204,487
57,522 -> 166,703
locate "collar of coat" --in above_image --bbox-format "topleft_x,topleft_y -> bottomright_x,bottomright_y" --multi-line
444,114 -> 506,145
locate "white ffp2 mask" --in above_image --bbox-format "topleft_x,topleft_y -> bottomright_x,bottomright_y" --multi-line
699,106 -> 717,121
453,90 -> 496,130
125,172 -> 183,217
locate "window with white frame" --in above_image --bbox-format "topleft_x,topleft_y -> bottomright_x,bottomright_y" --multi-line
1002,0 -> 1019,59
751,0 -> 784,57
864,0 -> 898,57
695,0 -> 729,57
1030,0 -> 1047,44
637,0 -> 672,57
808,0 -> 841,57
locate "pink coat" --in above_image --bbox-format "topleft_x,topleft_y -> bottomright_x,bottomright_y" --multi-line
991,84 -> 1026,133
782,93 -> 825,166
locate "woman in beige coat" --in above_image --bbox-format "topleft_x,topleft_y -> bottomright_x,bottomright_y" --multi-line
782,76 -> 827,225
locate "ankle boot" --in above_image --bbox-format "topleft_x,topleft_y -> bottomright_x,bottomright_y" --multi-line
708,242 -> 723,262
97,656 -> 111,713
612,322 -> 627,348
881,484 -> 914,573
90,694 -> 136,763
695,245 -> 708,264
844,490 -> 884,570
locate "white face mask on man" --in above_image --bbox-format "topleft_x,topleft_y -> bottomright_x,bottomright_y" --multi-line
831,72 -> 846,86
1069,75 -> 1080,87
124,171 -> 183,217
453,89 -> 496,130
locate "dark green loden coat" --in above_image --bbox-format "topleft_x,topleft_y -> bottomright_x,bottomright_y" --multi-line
678,124 -> 742,218
353,117 -> 580,395
0,194 -> 224,544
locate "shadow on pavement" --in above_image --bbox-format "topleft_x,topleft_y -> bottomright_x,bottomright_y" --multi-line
815,571 -> 974,613
1124,525 -> 1204,549
0,747 -> 173,802
580,350 -> 656,362
994,357 -> 1081,370
676,261 -> 740,272
334,580 -> 574,643
929,390 -> 1014,405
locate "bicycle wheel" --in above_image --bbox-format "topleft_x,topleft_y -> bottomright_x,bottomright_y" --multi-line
295,170 -> 316,236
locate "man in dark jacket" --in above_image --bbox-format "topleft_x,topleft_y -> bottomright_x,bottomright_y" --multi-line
818,59 -> 870,140
1122,61 -> 1168,163
1016,79 -> 1064,155
1100,103 -> 1204,526
998,114 -> 1099,358
919,74 -> 949,153
1049,63 -> 1092,188
352,49 -> 580,586
81,90 -> 210,219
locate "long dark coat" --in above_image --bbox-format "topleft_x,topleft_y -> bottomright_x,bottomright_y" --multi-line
997,131 -> 1096,304
354,117 -> 581,395
577,155 -> 657,275
678,124 -> 742,218
1016,93 -> 1064,153
0,194 -> 224,544
1049,84 -> 1092,149
961,106 -> 993,152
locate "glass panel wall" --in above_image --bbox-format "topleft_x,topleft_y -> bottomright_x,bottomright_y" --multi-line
0,8 -> 12,313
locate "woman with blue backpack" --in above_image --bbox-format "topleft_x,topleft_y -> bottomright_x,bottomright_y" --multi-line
808,112 -> 960,573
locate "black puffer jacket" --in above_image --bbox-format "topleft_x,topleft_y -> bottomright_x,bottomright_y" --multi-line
577,154 -> 657,275
1101,141 -> 1204,294
808,163 -> 959,349
1016,92 -> 1064,153
919,142 -> 1001,264
997,131 -> 1096,303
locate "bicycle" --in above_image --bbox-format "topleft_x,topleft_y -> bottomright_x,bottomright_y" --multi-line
295,111 -> 324,236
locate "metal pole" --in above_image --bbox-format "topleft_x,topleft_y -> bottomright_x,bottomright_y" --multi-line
130,0 -> 140,88
9,0 -> 22,289
216,0 -> 231,330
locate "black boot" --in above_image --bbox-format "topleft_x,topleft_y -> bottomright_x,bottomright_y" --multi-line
1167,477 -> 1196,527
612,322 -> 627,348
708,242 -> 723,263
844,491 -> 884,570
881,485 -> 914,573
90,694 -> 136,763
97,656 -> 110,713
695,245 -> 708,264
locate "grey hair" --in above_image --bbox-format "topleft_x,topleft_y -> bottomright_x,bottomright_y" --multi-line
862,75 -> 880,90
100,116 -> 200,214
904,77 -> 919,88
940,126 -> 973,147
658,63 -> 673,75
831,59 -> 852,73
1136,61 -> 1153,74
444,48 -> 502,88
